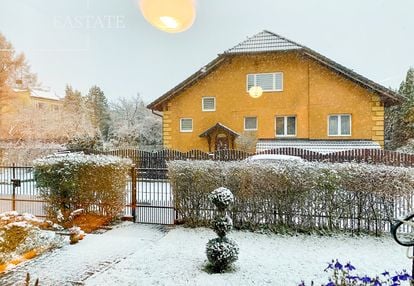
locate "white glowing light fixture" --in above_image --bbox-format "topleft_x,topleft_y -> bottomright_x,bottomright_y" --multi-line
249,86 -> 263,98
140,0 -> 196,33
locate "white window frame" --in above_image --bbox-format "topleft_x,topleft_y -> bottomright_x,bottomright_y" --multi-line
201,97 -> 216,112
246,72 -> 284,92
244,116 -> 258,131
328,114 -> 352,136
275,115 -> 297,137
180,118 -> 193,133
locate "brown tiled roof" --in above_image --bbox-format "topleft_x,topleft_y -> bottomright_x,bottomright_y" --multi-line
147,30 -> 403,110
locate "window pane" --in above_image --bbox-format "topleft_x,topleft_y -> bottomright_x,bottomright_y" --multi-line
247,74 -> 255,90
329,116 -> 338,135
245,117 -> 257,130
276,117 -> 284,135
275,73 -> 283,91
256,74 -> 274,91
203,97 -> 215,110
181,119 -> 192,131
341,115 -> 351,135
287,116 -> 296,135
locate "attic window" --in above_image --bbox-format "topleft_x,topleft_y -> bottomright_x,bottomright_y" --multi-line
202,97 -> 216,111
247,72 -> 283,92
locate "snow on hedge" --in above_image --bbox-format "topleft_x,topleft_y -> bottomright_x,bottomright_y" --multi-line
168,160 -> 414,234
33,153 -> 132,221
33,152 -> 132,168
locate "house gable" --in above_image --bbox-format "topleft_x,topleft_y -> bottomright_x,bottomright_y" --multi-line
148,30 -> 402,111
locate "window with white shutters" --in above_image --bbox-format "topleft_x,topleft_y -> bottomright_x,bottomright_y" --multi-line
202,97 -> 216,111
328,115 -> 351,136
244,117 -> 258,131
246,72 -> 283,92
180,118 -> 193,132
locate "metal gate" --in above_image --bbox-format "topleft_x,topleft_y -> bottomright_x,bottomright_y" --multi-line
131,167 -> 175,225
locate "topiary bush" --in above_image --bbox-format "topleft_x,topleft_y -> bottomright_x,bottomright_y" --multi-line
34,153 -> 132,222
206,187 -> 238,273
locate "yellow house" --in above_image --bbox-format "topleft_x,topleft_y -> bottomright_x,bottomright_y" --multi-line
0,88 -> 63,140
147,31 -> 403,153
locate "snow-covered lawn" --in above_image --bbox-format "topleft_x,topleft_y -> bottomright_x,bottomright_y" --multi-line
0,223 -> 410,286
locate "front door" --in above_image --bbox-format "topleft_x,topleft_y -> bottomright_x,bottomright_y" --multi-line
215,133 -> 229,151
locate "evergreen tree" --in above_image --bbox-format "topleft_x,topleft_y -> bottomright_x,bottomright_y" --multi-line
86,85 -> 111,140
63,85 -> 82,114
0,33 -> 37,110
386,68 -> 414,149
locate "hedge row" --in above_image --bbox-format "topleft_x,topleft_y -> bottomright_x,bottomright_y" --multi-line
34,153 -> 132,221
168,160 -> 414,234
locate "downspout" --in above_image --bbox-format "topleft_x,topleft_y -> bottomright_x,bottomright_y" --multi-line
151,109 -> 163,148
151,109 -> 163,118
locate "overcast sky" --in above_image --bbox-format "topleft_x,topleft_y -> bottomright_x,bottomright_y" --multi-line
0,0 -> 413,103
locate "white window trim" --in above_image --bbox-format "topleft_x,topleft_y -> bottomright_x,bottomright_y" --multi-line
246,72 -> 284,92
275,115 -> 297,137
180,118 -> 193,133
244,116 -> 258,131
327,114 -> 352,136
201,97 -> 216,112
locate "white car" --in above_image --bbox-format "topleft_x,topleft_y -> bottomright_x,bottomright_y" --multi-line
246,154 -> 304,163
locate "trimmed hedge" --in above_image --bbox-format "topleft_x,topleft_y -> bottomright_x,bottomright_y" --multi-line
168,160 -> 414,234
34,153 -> 132,221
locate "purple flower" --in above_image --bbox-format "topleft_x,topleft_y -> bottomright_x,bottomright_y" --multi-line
324,261 -> 334,272
359,276 -> 371,283
372,279 -> 381,286
381,271 -> 390,276
334,261 -> 343,270
326,281 -> 335,286
398,273 -> 411,281
345,262 -> 356,271
391,275 -> 400,282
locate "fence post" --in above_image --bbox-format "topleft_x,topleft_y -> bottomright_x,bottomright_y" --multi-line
12,163 -> 16,211
131,166 -> 137,222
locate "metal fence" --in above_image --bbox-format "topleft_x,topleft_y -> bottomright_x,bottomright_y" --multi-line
100,148 -> 414,167
1,147 -> 413,228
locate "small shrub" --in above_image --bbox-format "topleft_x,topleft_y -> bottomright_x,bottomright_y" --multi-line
206,237 -> 239,272
66,134 -> 103,154
34,153 -> 131,222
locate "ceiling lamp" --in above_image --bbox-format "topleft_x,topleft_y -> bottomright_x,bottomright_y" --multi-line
248,86 -> 263,98
140,0 -> 196,33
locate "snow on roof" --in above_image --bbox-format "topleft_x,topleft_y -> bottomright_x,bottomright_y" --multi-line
30,88 -> 62,101
256,140 -> 381,154
224,30 -> 302,54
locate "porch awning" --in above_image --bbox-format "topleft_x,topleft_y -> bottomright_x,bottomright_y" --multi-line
199,122 -> 240,138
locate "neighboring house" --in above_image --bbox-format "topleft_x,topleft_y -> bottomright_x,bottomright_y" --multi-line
147,30 -> 403,153
0,87 -> 63,140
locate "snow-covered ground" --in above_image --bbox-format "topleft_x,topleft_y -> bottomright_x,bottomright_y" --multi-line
0,223 -> 410,286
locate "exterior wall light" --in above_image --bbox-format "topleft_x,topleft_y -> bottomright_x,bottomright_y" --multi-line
140,0 -> 196,33
248,86 -> 263,98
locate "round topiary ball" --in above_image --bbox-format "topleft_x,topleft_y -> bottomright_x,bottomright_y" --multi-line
208,187 -> 234,211
211,214 -> 233,238
206,237 -> 239,272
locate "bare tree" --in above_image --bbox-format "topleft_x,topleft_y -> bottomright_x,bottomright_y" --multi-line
109,94 -> 162,149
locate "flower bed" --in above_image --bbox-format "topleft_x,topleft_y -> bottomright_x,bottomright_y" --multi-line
0,211 -> 64,272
